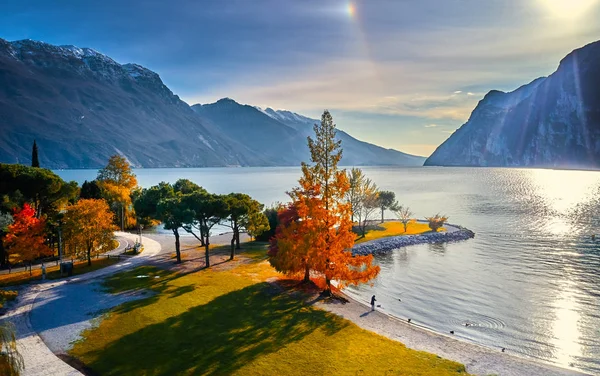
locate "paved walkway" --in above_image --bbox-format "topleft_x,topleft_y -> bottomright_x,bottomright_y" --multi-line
0,232 -> 161,376
0,235 -> 136,276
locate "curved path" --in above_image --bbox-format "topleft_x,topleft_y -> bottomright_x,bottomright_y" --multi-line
0,232 -> 162,376
1,230 -> 588,376
0,234 -> 135,276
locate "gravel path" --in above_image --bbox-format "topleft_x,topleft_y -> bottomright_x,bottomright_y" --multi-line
0,232 -> 162,376
0,235 -> 133,276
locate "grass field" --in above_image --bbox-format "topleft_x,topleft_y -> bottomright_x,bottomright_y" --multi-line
0,257 -> 121,287
70,243 -> 468,376
355,220 -> 444,244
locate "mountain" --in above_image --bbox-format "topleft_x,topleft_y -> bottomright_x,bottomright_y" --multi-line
425,40 -> 600,169
0,38 -> 424,168
192,100 -> 425,167
191,99 -> 307,166
0,38 -> 270,168
256,107 -> 426,166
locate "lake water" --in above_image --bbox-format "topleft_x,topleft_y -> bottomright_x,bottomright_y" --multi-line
56,166 -> 600,374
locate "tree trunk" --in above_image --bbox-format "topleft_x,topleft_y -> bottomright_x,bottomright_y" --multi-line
324,276 -> 332,296
174,229 -> 181,264
235,228 -> 241,249
403,222 -> 408,232
29,262 -> 32,276
199,225 -> 206,247
87,246 -> 92,266
381,208 -> 384,223
230,238 -> 235,260
303,264 -> 310,283
204,242 -> 210,268
184,226 -> 203,245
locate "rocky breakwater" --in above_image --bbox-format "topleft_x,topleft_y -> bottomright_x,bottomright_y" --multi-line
352,224 -> 475,256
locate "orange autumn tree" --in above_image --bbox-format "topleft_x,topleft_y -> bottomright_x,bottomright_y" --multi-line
268,203 -> 313,282
269,110 -> 380,294
62,199 -> 115,266
3,203 -> 52,272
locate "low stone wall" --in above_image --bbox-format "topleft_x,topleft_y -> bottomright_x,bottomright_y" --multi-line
352,225 -> 475,256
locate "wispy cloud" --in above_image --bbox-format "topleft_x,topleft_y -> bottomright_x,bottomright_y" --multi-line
3,0 -> 598,155
425,124 -> 438,128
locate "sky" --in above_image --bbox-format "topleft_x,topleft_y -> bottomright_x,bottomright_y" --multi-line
1,0 -> 599,157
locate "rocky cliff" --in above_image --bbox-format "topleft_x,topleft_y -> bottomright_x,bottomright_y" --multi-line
425,40 -> 600,169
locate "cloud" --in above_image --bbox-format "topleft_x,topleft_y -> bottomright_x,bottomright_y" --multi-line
467,92 -> 475,96
454,90 -> 462,94
425,124 -> 438,128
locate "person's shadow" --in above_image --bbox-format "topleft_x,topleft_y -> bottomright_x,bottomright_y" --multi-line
360,310 -> 374,317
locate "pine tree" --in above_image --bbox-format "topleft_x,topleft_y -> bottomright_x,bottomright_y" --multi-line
270,110 -> 380,294
31,140 -> 40,168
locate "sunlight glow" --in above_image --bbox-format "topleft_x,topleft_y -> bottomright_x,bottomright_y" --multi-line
538,0 -> 599,19
531,169 -> 599,214
347,3 -> 356,18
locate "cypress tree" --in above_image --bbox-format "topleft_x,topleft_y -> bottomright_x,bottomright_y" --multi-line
31,140 -> 40,168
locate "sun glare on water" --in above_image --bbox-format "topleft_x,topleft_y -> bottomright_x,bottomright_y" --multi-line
539,0 -> 598,18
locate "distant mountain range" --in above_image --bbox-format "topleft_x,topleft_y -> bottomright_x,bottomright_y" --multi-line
425,40 -> 600,169
192,99 -> 424,167
0,38 -> 424,169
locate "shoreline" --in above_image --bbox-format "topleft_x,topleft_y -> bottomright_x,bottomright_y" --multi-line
344,223 -> 587,375
317,290 -> 586,376
352,221 -> 475,256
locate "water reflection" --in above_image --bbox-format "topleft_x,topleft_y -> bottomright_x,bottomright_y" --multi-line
427,242 -> 447,255
551,278 -> 582,368
531,169 -> 600,215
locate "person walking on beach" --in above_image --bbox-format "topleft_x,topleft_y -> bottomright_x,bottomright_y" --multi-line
371,295 -> 376,311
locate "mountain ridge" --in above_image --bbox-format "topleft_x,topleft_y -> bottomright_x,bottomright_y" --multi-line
192,98 -> 425,166
425,40 -> 600,168
0,37 -> 424,168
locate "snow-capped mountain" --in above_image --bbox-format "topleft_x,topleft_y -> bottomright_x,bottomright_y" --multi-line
193,100 -> 425,166
425,40 -> 600,169
253,106 -> 425,166
0,38 -> 424,168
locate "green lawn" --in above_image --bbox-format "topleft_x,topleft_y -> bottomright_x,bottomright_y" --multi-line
69,243 -> 468,376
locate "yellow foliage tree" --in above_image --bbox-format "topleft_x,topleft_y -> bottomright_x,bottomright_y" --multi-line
62,199 -> 115,266
97,155 -> 138,230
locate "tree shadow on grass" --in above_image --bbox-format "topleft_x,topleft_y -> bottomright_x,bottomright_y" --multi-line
81,282 -> 349,376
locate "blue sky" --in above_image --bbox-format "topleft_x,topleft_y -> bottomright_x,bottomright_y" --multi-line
1,0 -> 599,156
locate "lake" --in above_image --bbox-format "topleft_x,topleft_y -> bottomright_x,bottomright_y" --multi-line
56,166 -> 600,374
